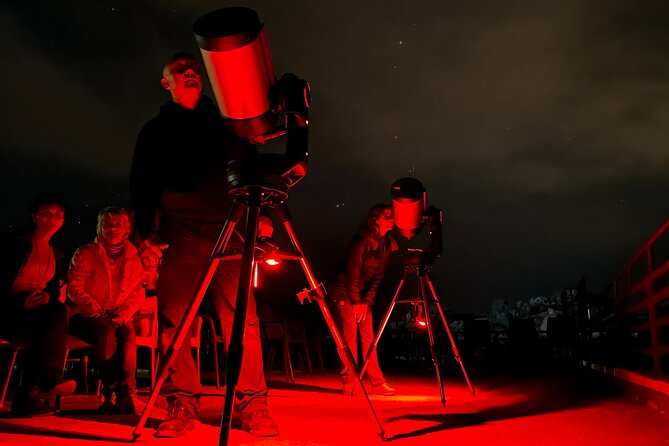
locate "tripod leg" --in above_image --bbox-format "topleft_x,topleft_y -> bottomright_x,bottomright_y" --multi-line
419,272 -> 447,406
132,203 -> 244,442
359,270 -> 409,380
276,205 -> 386,440
219,188 -> 262,446
425,273 -> 476,396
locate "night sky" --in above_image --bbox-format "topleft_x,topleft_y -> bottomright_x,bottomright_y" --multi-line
2,1 -> 669,313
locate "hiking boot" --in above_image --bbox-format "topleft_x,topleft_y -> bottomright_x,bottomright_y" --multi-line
371,382 -> 395,396
240,409 -> 279,437
45,379 -> 77,396
10,393 -> 56,417
155,401 -> 195,437
96,399 -> 116,414
114,393 -> 137,414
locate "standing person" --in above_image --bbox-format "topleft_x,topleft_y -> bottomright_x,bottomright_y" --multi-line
331,204 -> 397,396
129,52 -> 278,438
67,207 -> 144,413
0,194 -> 75,416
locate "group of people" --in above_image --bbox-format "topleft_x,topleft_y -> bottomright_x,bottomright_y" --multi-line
0,51 -> 399,439
0,198 -> 144,417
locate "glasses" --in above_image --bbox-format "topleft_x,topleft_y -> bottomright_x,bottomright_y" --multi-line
170,60 -> 201,75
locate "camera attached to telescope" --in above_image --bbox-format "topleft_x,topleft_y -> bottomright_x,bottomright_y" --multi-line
193,7 -> 310,201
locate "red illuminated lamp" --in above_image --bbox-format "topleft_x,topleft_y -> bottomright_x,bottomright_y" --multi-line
414,304 -> 427,328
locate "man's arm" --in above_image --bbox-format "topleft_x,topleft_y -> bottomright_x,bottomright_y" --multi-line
129,125 -> 163,240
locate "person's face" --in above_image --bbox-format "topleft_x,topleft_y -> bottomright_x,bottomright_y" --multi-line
32,204 -> 65,237
162,58 -> 203,104
376,209 -> 394,234
100,214 -> 128,245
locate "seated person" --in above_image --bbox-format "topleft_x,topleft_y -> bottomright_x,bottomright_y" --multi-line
67,207 -> 145,413
0,193 -> 75,416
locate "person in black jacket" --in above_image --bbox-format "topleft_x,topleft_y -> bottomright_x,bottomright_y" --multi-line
331,203 -> 397,396
129,52 -> 277,438
0,194 -> 75,416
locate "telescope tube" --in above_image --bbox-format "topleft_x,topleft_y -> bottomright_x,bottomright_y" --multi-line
193,7 -> 276,137
391,177 -> 426,239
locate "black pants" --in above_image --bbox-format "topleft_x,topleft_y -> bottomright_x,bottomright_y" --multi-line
69,315 -> 137,396
0,301 -> 68,395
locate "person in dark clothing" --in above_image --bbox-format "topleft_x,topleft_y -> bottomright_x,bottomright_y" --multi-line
331,203 -> 397,396
0,194 -> 76,416
129,52 -> 278,438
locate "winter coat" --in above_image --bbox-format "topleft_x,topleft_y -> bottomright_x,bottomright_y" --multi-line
332,228 -> 398,305
0,231 -> 66,314
67,239 -> 144,323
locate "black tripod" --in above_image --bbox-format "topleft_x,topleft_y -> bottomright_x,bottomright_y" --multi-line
131,175 -> 386,444
360,251 -> 475,406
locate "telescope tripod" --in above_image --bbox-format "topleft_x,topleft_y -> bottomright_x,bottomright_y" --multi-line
360,257 -> 475,406
132,183 -> 386,445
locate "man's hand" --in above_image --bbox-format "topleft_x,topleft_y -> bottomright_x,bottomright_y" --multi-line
352,302 -> 369,323
110,314 -> 124,327
24,290 -> 49,310
138,235 -> 169,269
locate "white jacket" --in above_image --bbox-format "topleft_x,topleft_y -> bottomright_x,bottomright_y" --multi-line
67,239 -> 145,323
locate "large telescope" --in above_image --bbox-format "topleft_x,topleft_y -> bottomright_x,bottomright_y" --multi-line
391,177 -> 443,261
193,7 -> 310,187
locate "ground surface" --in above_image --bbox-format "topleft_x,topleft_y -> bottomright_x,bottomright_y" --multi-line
0,368 -> 668,446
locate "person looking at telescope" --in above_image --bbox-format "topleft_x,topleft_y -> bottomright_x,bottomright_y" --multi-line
129,52 -> 278,438
330,203 -> 398,396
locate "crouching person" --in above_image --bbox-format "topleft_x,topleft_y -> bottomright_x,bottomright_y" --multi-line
67,207 -> 144,413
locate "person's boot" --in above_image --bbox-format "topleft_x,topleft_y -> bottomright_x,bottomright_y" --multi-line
44,379 -> 77,396
114,391 -> 137,414
10,387 -> 56,417
240,409 -> 279,437
97,389 -> 116,414
154,400 -> 195,437
371,382 -> 395,396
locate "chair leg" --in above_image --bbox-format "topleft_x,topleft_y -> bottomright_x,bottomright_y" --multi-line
63,349 -> 71,371
212,340 -> 220,389
0,350 -> 18,409
83,355 -> 89,395
282,336 -> 294,383
266,345 -> 276,375
150,348 -> 157,387
195,348 -> 201,383
315,340 -> 324,371
303,342 -> 313,376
